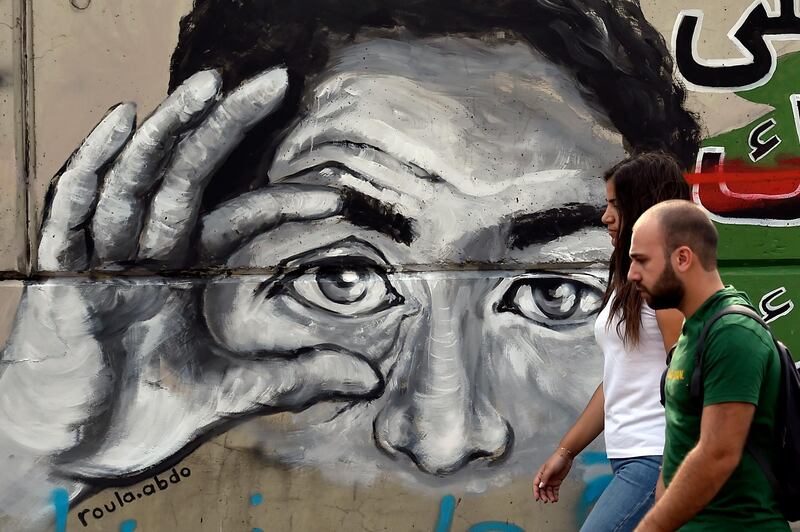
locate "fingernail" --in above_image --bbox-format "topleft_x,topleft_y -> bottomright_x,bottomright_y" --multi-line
302,350 -> 383,395
185,70 -> 223,101
539,482 -> 544,488
106,102 -> 137,122
252,67 -> 289,90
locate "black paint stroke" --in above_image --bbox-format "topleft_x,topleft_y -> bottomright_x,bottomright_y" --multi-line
760,286 -> 794,323
508,203 -> 604,250
749,118 -> 782,162
675,0 -> 800,89
697,149 -> 724,173
340,187 -> 416,246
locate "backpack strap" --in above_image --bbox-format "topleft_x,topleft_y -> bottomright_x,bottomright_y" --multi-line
746,439 -> 781,500
690,304 -> 766,401
692,304 -> 782,498
659,342 -> 678,407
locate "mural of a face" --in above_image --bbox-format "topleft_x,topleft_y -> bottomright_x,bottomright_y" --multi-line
204,34 -> 624,487
10,1 -> 800,530
2,2 -> 703,526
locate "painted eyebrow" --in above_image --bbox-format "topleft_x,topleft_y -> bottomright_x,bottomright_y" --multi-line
507,203 -> 605,249
269,155 -> 418,245
340,186 -> 416,245
274,135 -> 431,245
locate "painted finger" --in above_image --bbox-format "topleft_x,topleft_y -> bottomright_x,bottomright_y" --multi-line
217,348 -> 384,415
38,103 -> 136,271
198,184 -> 343,262
92,70 -> 222,263
138,67 -> 289,265
54,348 -> 383,481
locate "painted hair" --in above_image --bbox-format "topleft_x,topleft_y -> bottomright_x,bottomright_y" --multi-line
601,152 -> 691,346
168,0 -> 701,210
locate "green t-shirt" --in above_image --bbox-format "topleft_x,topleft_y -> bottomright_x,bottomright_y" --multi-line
662,286 -> 788,531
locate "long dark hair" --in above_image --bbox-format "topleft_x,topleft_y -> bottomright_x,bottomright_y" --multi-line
602,152 -> 691,346
169,0 -> 701,210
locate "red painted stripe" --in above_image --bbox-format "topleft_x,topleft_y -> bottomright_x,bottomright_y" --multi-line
686,160 -> 800,214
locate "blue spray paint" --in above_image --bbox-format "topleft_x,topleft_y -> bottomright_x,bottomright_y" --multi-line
467,522 -> 525,532
434,495 -> 525,531
249,492 -> 265,531
119,519 -> 137,532
576,451 -> 614,523
580,451 -> 611,466
51,488 -> 69,532
434,494 -> 456,532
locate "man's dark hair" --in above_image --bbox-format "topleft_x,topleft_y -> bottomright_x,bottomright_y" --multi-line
655,200 -> 719,271
602,152 -> 691,346
168,0 -> 702,210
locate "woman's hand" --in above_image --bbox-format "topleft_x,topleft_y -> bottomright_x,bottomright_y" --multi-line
532,448 -> 574,503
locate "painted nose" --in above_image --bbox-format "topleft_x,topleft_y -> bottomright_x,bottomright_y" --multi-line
373,279 -> 513,475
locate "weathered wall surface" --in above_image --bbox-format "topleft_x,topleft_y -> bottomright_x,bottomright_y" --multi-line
0,1 -> 797,531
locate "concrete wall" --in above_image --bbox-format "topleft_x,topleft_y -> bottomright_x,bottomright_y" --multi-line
0,1 -> 797,531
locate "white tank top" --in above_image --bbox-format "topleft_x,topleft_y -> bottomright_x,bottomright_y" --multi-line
594,297 -> 668,458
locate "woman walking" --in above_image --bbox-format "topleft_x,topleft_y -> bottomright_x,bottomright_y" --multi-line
532,152 -> 689,532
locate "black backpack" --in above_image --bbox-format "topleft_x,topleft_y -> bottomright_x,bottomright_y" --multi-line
660,304 -> 800,522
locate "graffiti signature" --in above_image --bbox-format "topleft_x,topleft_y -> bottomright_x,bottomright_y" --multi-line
52,488 -> 137,532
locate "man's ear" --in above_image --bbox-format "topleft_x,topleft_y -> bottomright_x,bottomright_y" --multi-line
673,246 -> 693,273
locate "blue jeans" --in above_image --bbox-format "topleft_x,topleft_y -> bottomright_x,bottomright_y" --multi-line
579,455 -> 662,532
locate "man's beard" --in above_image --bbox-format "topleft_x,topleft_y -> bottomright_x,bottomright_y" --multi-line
640,262 -> 684,310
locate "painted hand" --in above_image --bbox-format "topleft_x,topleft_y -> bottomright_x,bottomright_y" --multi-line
0,68 -> 384,485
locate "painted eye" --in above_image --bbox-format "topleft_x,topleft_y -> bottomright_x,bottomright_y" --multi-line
316,267 -> 371,304
498,275 -> 603,328
285,261 -> 403,317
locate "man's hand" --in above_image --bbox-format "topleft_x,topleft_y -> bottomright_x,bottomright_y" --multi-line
0,68 -> 385,491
